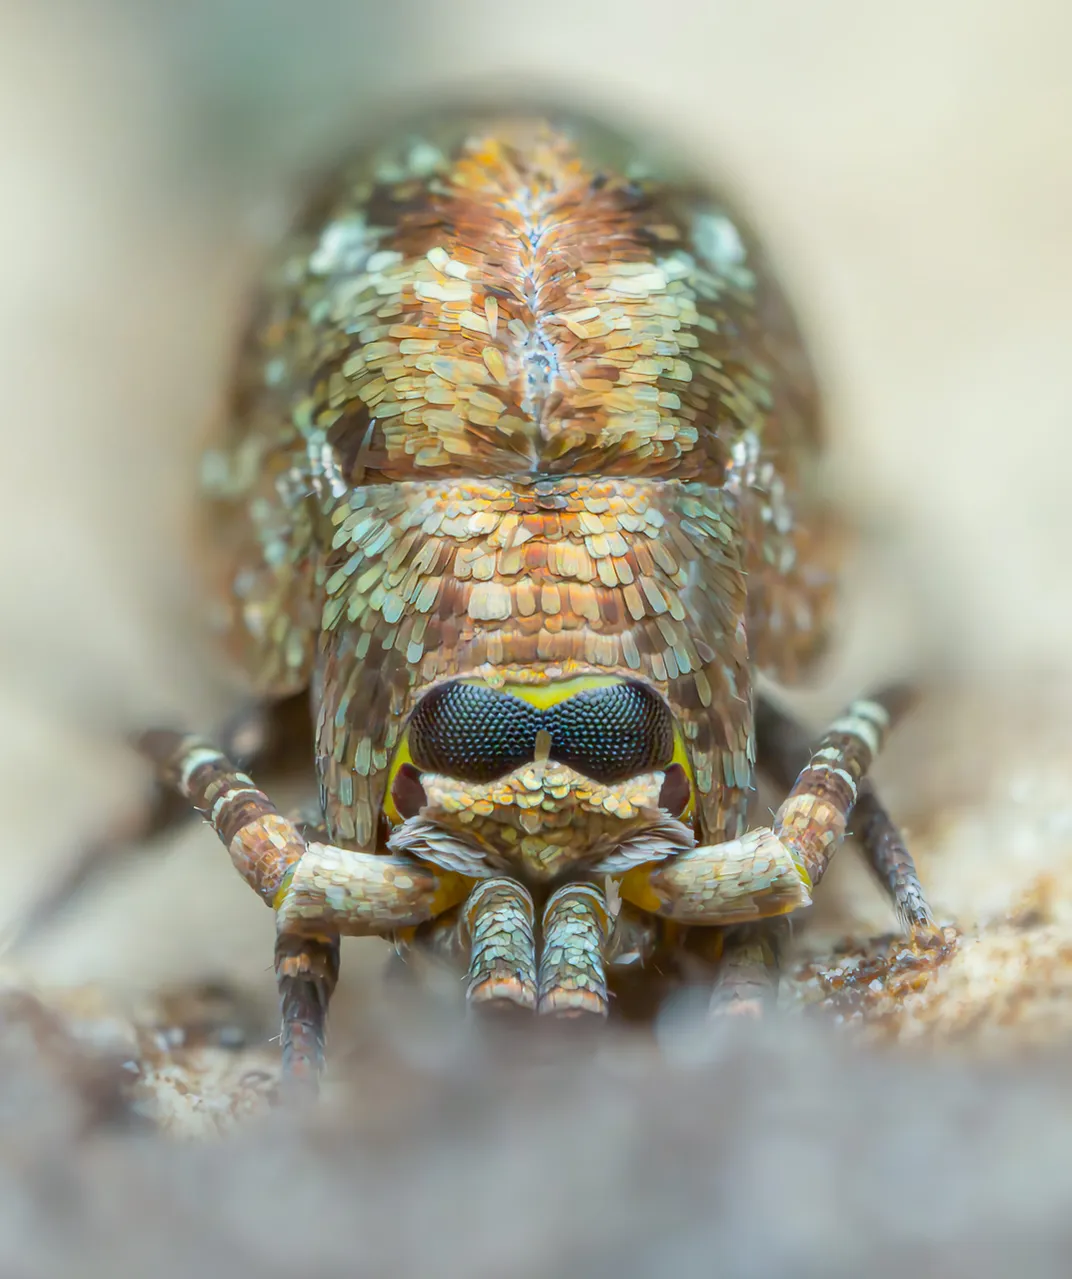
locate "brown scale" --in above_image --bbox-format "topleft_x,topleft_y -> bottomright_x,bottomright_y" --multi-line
30,109 -> 941,1092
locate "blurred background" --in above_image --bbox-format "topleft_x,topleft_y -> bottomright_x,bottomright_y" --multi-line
1,0 -> 1072,1270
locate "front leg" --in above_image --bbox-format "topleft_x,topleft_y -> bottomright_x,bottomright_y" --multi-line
274,931 -> 340,1099
537,884 -> 612,1019
397,881 -> 616,1022
706,922 -> 787,1018
754,691 -> 935,932
141,730 -> 470,1095
14,699 -> 287,945
662,689 -> 938,1020
462,879 -> 538,1013
618,687 -> 914,926
773,688 -> 910,893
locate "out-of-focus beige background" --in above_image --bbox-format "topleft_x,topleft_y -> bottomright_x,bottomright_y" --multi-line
2,0 -> 1071,1031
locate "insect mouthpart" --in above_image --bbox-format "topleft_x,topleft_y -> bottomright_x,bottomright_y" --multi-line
386,755 -> 697,886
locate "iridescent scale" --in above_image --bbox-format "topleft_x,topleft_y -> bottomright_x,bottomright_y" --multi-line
20,108 -> 941,1095
201,110 -> 838,854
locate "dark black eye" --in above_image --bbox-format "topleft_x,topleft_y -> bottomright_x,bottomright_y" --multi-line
407,681 -> 539,783
547,681 -> 674,784
406,679 -> 676,787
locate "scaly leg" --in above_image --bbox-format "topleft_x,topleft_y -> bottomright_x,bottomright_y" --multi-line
15,697 -> 300,944
705,921 -> 787,1018
142,729 -> 327,1095
537,884 -> 611,1019
850,785 -> 934,931
672,919 -> 784,1020
462,878 -> 537,1013
773,686 -> 913,890
689,692 -> 936,1019
274,932 -> 340,1100
139,730 -> 306,904
754,693 -> 934,931
402,883 -> 618,1021
618,688 -> 911,926
140,730 -> 470,1094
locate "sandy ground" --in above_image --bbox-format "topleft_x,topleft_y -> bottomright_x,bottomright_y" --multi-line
1,0 -> 1072,1272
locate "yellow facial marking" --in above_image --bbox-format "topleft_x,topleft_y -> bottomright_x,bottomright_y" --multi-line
382,733 -> 417,827
427,871 -> 475,915
669,727 -> 696,823
496,674 -> 624,709
617,864 -> 664,914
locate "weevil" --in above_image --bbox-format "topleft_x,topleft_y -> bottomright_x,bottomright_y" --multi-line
63,108 -> 943,1091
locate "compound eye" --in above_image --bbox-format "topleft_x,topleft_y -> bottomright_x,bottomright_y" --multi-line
407,681 -> 539,784
548,680 -> 674,784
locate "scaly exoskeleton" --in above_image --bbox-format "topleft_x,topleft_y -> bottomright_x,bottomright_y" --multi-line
139,108 -> 939,1092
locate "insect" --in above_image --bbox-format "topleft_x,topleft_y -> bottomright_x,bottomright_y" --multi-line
128,107 -> 937,1092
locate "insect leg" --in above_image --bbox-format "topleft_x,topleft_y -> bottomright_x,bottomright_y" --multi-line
142,733 -> 469,925
462,878 -> 537,1013
141,731 -> 471,1094
618,827 -> 810,925
755,693 -> 934,931
537,883 -> 611,1019
706,920 -> 787,1018
620,688 -> 913,925
274,931 -> 339,1099
849,783 -> 934,931
769,686 -> 911,890
141,729 -> 332,1094
271,844 -> 468,1096
139,730 -> 306,904
274,841 -> 470,935
15,698 -> 292,944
